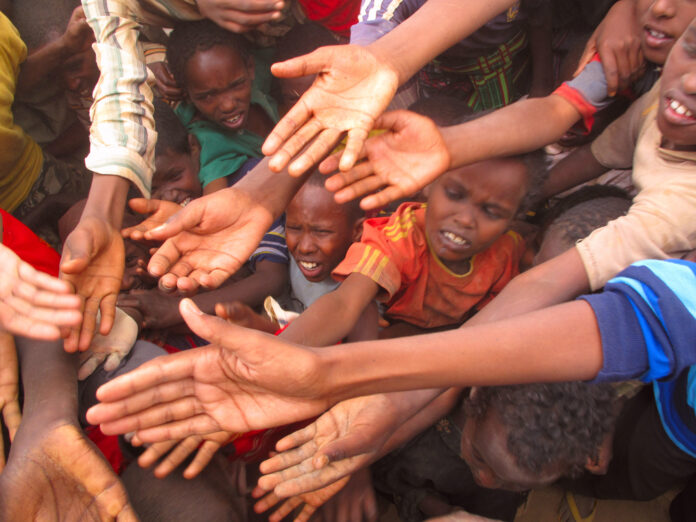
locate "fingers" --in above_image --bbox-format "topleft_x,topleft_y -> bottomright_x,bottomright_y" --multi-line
325,161 -> 375,196
358,185 -> 406,211
78,353 -> 106,380
338,128 -> 369,172
275,422 -> 316,453
288,128 -> 343,176
183,440 -> 221,479
133,414 -> 222,443
98,395 -> 206,436
153,437 -> 199,478
138,439 -> 178,469
147,238 -> 186,278
2,401 -> 21,442
267,112 -> 322,172
333,169 -> 386,206
98,293 -> 117,336
144,200 -> 203,242
269,45 -> 334,80
17,261 -> 78,297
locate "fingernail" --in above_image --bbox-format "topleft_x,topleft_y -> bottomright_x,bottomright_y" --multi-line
181,298 -> 203,315
314,454 -> 329,468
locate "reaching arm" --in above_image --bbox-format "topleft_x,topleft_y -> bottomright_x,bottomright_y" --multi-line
540,144 -> 609,200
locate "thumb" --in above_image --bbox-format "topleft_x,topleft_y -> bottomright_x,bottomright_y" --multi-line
313,435 -> 364,468
144,199 -> 198,241
128,197 -> 158,215
60,226 -> 96,274
270,45 -> 334,79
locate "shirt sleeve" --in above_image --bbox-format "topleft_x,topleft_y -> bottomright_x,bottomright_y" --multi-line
249,216 -> 289,271
580,260 -> 696,384
82,0 -> 157,197
349,0 -> 413,45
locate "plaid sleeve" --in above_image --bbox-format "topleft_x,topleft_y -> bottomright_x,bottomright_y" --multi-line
249,216 -> 289,271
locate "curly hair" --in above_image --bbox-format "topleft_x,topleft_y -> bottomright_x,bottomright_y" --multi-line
166,20 -> 252,89
465,382 -> 617,478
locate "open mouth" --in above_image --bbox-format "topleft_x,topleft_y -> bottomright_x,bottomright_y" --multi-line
643,26 -> 673,48
664,96 -> 696,123
297,259 -> 325,280
221,113 -> 244,129
442,230 -> 471,247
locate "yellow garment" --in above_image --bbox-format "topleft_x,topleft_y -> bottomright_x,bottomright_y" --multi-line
0,13 -> 42,212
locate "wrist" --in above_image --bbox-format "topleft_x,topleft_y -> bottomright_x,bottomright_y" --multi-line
81,174 -> 130,227
365,41 -> 405,87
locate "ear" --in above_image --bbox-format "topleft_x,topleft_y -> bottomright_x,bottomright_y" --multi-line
351,217 -> 365,243
585,433 -> 613,475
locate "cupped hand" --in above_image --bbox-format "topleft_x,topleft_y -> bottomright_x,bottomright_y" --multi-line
148,62 -> 183,101
117,288 -> 182,330
0,333 -> 21,470
197,0 -> 285,32
61,216 -> 125,352
0,243 -> 81,339
122,198 -> 182,242
60,6 -> 94,55
144,187 -> 274,293
86,299 -> 329,442
253,476 -> 350,522
320,110 -> 451,210
257,394 -> 399,497
263,44 -> 399,175
134,429 -> 233,479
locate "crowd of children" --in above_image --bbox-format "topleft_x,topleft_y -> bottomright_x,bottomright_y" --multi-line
1,0 -> 696,521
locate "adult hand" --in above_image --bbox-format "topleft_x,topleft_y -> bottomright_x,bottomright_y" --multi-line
197,0 -> 285,33
263,45 -> 399,176
318,468 -> 378,522
86,299 -> 329,442
258,394 -> 400,497
134,430 -> 233,479
0,243 -> 81,339
121,198 -> 182,242
0,421 -> 136,521
253,476 -> 350,522
60,6 -> 94,55
61,216 -> 125,352
574,0 -> 642,96
117,288 -> 182,330
143,187 -> 274,293
0,333 -> 21,470
320,110 -> 451,211
77,308 -> 139,380
148,62 -> 183,101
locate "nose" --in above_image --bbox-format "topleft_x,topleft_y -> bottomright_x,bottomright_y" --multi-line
651,0 -> 676,18
296,233 -> 316,255
682,70 -> 696,94
453,205 -> 476,229
219,91 -> 237,113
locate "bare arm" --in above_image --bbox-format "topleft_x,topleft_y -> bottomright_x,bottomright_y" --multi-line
540,144 -> 609,199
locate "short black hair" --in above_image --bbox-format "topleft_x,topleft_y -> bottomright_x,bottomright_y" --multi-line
465,382 -> 617,478
153,97 -> 190,158
304,168 -> 364,224
166,20 -> 252,88
274,22 -> 338,63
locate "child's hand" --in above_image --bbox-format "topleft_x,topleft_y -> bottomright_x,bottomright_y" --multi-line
133,430 -> 233,479
117,288 -> 182,330
0,333 -> 21,470
60,215 -> 125,352
320,110 -> 451,211
252,475 -> 350,522
197,0 -> 285,33
318,468 -> 378,522
122,198 -> 183,242
0,243 -> 81,339
148,62 -> 183,101
263,44 -> 399,176
144,187 -> 275,293
59,6 -> 93,55
77,307 -> 138,380
258,394 -> 399,497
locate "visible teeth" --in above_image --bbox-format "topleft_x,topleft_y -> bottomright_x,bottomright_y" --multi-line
225,114 -> 241,124
180,196 -> 192,207
648,28 -> 667,39
443,231 -> 468,245
670,99 -> 694,118
300,261 -> 318,270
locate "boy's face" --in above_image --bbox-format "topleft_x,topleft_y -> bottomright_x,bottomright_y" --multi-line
122,239 -> 155,291
657,18 -> 696,148
279,75 -> 315,116
152,148 -> 202,205
636,0 -> 696,64
60,47 -> 100,96
425,159 -> 527,274
460,407 -> 565,492
286,184 -> 361,282
184,44 -> 254,131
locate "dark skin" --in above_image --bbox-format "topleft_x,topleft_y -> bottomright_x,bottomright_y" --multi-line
0,337 -> 135,520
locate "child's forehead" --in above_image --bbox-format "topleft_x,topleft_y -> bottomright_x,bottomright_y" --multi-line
441,158 -> 529,190
288,185 -> 350,222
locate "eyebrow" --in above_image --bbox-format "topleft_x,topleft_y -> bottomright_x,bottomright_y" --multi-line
191,76 -> 247,97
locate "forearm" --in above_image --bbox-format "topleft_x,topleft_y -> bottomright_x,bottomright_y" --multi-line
541,144 -> 609,199
16,38 -> 72,92
526,6 -> 554,97
367,0 -> 515,85
82,174 -> 130,229
319,298 -> 602,400
441,95 -> 581,168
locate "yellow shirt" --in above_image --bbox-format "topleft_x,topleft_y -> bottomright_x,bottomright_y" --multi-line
0,13 -> 42,212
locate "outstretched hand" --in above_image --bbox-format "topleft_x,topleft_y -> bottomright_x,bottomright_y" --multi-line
197,0 -> 285,33
258,394 -> 400,497
0,243 -> 81,339
60,216 -> 125,352
143,187 -> 274,293
263,44 -> 399,176
86,299 -> 330,442
320,110 -> 451,210
121,198 -> 183,242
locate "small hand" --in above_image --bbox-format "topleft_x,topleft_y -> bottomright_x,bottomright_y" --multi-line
144,187 -> 274,293
121,198 -> 182,242
0,333 -> 21,470
117,288 -> 182,330
0,421 -> 135,521
134,430 -> 233,479
86,299 -> 329,442
61,216 -> 125,352
60,6 -> 94,55
263,44 -> 399,175
318,469 -> 378,522
0,243 -> 81,339
197,0 -> 285,32
320,110 -> 451,211
77,307 -> 139,380
147,62 -> 183,101
258,394 -> 399,497
253,476 -> 350,522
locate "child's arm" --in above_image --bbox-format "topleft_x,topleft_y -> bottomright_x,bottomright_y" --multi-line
540,144 -> 609,200
345,301 -> 379,343
202,177 -> 228,195
526,1 -> 554,98
281,273 -> 379,346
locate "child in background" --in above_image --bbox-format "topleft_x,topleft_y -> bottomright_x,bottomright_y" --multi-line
280,150 -> 546,345
166,20 -> 278,194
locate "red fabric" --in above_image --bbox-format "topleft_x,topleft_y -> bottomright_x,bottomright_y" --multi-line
86,425 -> 125,474
333,203 -> 526,329
297,0 -> 360,37
0,208 -> 59,276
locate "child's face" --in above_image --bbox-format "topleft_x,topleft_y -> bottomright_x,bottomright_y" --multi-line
122,239 -> 155,291
184,44 -> 254,131
286,184 -> 361,282
425,159 -> 528,274
459,406 -> 565,492
636,0 -> 696,64
152,148 -> 202,205
657,17 -> 696,148
60,47 -> 100,96
279,75 -> 315,116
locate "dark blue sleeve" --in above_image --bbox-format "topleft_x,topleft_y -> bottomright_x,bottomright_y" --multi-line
579,260 -> 696,384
